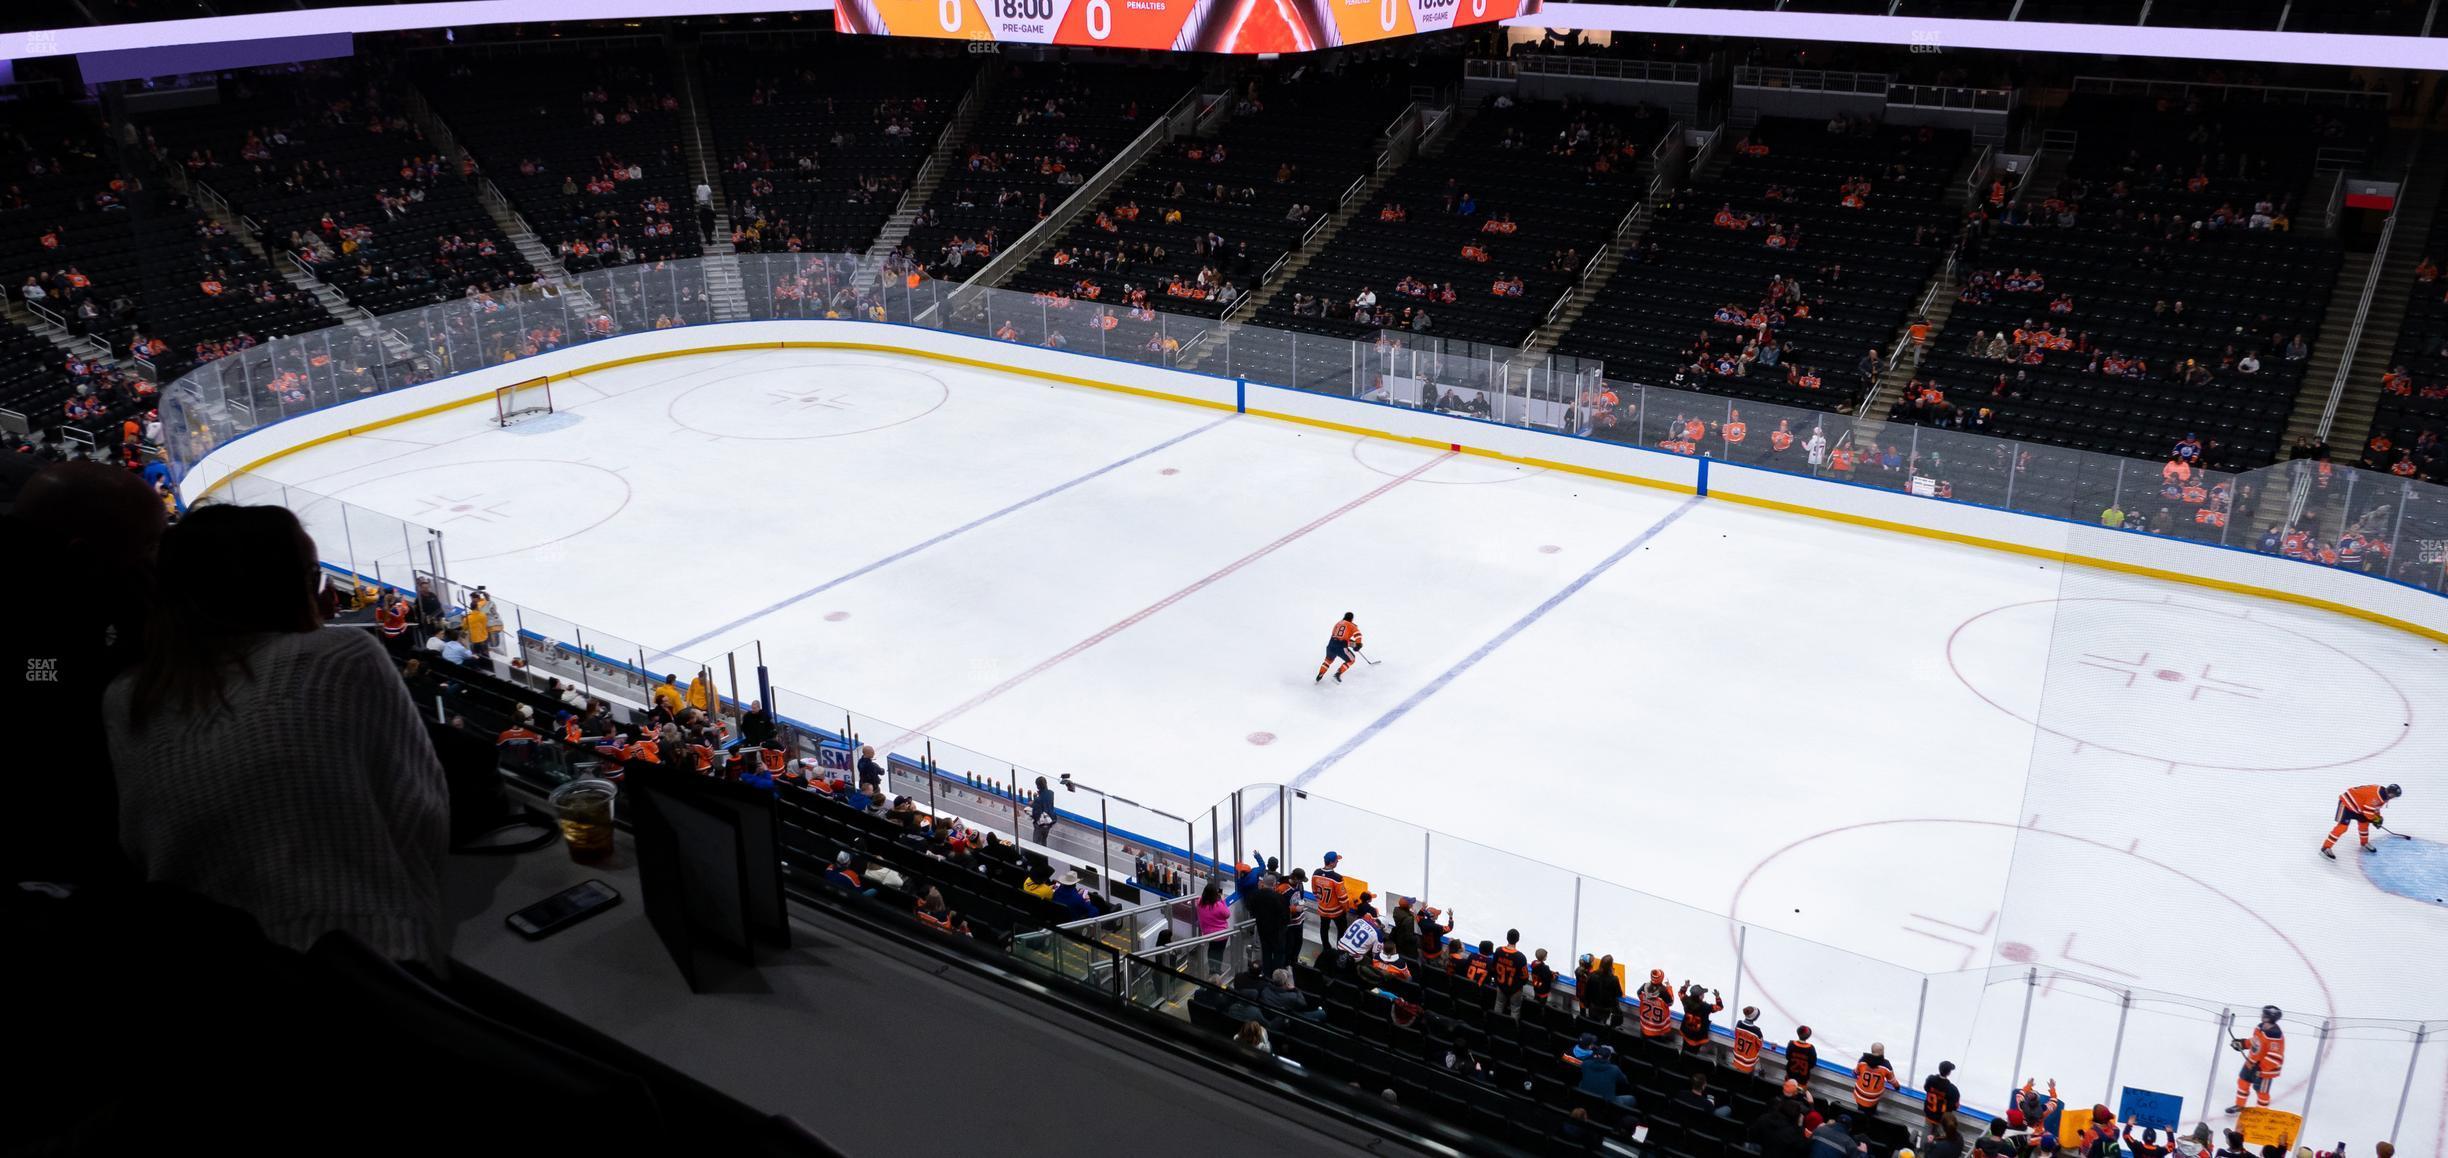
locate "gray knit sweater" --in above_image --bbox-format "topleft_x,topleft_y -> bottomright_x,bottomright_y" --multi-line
103,626 -> 452,966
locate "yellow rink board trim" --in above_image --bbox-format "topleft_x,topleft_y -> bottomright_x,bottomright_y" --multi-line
1712,489 -> 2448,646
199,334 -> 2446,646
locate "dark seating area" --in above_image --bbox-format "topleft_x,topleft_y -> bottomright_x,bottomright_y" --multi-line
1889,92 -> 2362,472
1257,96 -> 1663,349
899,62 -> 1198,281
424,50 -> 702,270
2358,216 -> 2448,485
1000,66 -> 1416,320
706,42 -> 975,257
0,97 -> 331,431
1558,116 -> 1965,417
140,64 -> 533,315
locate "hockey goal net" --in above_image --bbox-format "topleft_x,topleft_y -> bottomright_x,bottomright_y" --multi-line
495,377 -> 553,426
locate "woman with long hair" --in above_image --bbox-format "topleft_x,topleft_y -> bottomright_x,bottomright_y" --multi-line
104,504 -> 451,967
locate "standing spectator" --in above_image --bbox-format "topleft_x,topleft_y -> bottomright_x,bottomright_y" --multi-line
1851,1041 -> 1898,1112
1417,905 -> 1451,956
1923,1060 -> 1961,1146
1243,867 -> 1293,971
1193,881 -> 1232,974
1731,1006 -> 1766,1076
1679,981 -> 1724,1058
1583,955 -> 1625,1027
1388,895 -> 1421,960
1785,1025 -> 1819,1089
102,505 -> 450,968
1312,851 -> 1352,957
461,589 -> 493,656
856,744 -> 885,796
1028,775 -> 1057,846
1487,929 -> 1529,1016
1635,968 -> 1675,1039
1974,1117 -> 2018,1156
738,699 -> 775,747
1528,947 -> 1557,1009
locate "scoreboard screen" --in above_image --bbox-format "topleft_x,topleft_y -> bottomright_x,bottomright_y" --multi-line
835,0 -> 1537,53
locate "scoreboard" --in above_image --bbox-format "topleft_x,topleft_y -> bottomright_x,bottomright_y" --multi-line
835,0 -> 1537,53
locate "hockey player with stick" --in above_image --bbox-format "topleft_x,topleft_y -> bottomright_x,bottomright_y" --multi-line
2321,783 -> 2402,858
1316,612 -> 1363,683
2226,1005 -> 2285,1114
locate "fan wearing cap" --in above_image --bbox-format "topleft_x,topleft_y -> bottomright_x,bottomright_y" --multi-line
1311,850 -> 1353,957
1635,968 -> 1675,1039
495,702 -> 543,747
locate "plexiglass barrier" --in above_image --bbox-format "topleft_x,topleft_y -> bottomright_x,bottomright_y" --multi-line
161,254 -> 2448,1144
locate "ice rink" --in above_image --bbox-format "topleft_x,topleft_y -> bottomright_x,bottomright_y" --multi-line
241,346 -> 2447,1140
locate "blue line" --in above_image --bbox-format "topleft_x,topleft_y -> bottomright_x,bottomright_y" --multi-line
665,413 -> 1236,653
1283,495 -> 1704,798
1697,455 -> 1710,497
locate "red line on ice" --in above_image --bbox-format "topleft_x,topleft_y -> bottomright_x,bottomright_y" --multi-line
886,451 -> 1457,748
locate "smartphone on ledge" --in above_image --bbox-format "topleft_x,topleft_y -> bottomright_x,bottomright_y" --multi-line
506,879 -> 621,939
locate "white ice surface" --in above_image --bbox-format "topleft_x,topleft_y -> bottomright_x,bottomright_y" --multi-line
248,347 -> 2448,1143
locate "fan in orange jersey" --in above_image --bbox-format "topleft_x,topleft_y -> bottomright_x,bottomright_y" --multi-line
2321,783 -> 2402,858
1316,612 -> 1364,684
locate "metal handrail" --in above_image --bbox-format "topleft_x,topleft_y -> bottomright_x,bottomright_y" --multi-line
2070,75 -> 2389,107
1515,53 -> 1703,85
1963,144 -> 1993,205
2311,211 -> 2399,445
1732,66 -> 1891,95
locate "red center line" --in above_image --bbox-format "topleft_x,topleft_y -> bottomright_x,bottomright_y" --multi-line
886,450 -> 1458,750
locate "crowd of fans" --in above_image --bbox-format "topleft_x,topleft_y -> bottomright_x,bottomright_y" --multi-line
424,51 -> 702,270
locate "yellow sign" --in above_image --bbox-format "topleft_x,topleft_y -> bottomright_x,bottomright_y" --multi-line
2235,1106 -> 2303,1149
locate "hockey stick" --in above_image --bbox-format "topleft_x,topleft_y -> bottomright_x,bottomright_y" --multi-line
1355,648 -> 1380,666
2374,821 -> 2415,841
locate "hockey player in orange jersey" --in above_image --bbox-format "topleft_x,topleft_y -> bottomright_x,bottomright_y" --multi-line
1316,612 -> 1363,683
2321,783 -> 2402,858
2227,1005 -> 2286,1113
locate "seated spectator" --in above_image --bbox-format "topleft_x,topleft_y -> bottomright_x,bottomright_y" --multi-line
102,504 -> 450,967
1577,1044 -> 1636,1110
1676,1071 -> 1733,1119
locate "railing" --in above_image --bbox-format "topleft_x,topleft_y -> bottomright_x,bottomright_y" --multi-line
939,88 -> 1203,312
156,253 -> 2448,1148
2323,170 -> 2349,232
1863,244 -> 1960,419
189,178 -> 232,218
1462,58 -> 1517,82
1886,83 -> 2014,113
884,71 -> 984,230
1963,143 -> 1993,205
2070,74 -> 2391,107
2311,209 -> 2400,446
1515,52 -> 1703,85
1731,66 -> 1890,95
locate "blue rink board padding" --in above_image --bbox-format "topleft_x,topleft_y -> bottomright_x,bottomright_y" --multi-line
2360,836 -> 2448,907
